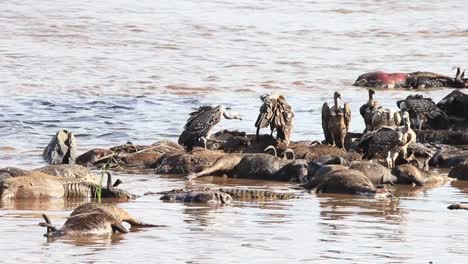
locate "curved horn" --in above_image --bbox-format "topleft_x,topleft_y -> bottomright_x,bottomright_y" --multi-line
106,172 -> 112,189
264,145 -> 277,157
283,149 -> 296,160
309,140 -> 322,146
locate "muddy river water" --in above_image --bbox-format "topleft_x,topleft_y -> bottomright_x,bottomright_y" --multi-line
1,0 -> 468,262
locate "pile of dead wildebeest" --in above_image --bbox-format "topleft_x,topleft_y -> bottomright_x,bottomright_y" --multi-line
1,69 -> 468,238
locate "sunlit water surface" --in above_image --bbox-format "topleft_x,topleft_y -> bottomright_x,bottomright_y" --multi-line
1,0 -> 468,263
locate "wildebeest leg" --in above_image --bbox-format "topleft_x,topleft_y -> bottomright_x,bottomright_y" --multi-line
417,117 -> 423,131
125,218 -> 165,228
204,131 -> 229,147
185,155 -> 242,181
276,128 -> 285,141
401,144 -> 408,158
330,133 -> 336,147
270,123 -> 275,137
390,151 -> 399,168
201,137 -> 208,149
385,152 -> 393,168
340,132 -> 346,151
256,127 -> 261,142
111,223 -> 128,233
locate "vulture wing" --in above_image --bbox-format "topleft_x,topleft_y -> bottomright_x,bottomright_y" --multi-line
359,103 -> 367,119
322,102 -> 332,144
178,106 -> 222,148
344,103 -> 352,132
255,97 -> 277,129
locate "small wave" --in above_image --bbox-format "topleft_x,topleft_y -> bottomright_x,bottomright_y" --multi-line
165,85 -> 219,95
109,105 -> 134,110
223,64 -> 256,68
96,132 -> 129,138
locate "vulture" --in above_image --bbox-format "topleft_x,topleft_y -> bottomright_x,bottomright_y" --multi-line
397,94 -> 448,130
357,111 -> 415,168
322,91 -> 352,150
437,90 -> 468,120
255,92 -> 295,145
178,105 -> 242,150
371,108 -> 402,131
359,89 -> 382,132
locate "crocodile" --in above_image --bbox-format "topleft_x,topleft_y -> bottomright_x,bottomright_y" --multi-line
217,188 -> 298,200
41,202 -> 159,237
160,189 -> 233,204
0,172 -> 135,201
154,187 -> 299,204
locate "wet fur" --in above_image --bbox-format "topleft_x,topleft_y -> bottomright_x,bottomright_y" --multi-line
309,168 -> 389,197
155,148 -> 227,174
392,164 -> 446,186
186,153 -> 308,181
42,203 -> 158,237
349,161 -> 395,185
0,172 -> 133,200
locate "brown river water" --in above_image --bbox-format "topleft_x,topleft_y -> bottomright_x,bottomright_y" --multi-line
1,0 -> 468,263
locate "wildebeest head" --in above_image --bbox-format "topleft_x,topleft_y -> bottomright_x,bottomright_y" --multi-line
40,214 -> 63,237
100,172 -> 137,200
391,165 -> 426,186
273,159 -> 309,182
292,160 -> 309,179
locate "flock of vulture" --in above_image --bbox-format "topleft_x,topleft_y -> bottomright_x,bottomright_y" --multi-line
1,68 -> 468,238
178,79 -> 465,171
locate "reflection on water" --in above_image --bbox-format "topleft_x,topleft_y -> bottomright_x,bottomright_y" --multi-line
450,180 -> 468,195
45,233 -> 126,247
1,177 -> 468,262
317,194 -> 402,220
1,0 -> 468,262
0,199 -> 89,211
